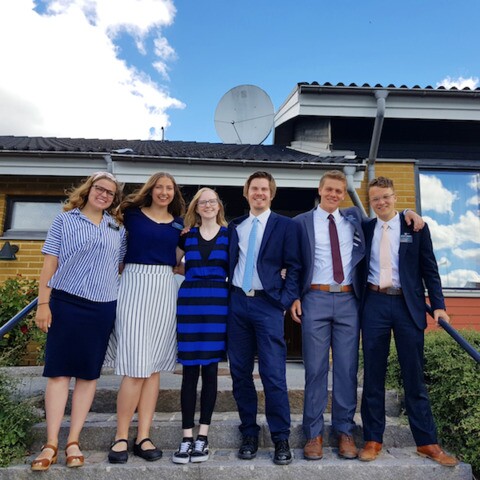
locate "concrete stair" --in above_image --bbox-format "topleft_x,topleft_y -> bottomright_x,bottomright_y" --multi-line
0,365 -> 473,480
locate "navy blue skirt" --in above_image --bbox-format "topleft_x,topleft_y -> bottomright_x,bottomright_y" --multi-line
43,289 -> 116,380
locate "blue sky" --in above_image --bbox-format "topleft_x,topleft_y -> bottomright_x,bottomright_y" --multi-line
420,172 -> 480,288
1,0 -> 479,142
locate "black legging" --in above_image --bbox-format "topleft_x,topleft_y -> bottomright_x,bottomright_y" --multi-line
181,362 -> 218,429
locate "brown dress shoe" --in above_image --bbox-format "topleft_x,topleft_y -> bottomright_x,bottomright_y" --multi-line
304,435 -> 323,460
358,441 -> 382,462
417,444 -> 459,467
338,433 -> 358,459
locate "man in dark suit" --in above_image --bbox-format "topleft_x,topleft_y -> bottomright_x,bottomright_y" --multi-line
290,170 -> 366,461
358,176 -> 458,467
228,171 -> 301,465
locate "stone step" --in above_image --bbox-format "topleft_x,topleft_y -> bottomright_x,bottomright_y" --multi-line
10,365 -> 401,416
29,413 -> 416,451
2,447 -> 471,480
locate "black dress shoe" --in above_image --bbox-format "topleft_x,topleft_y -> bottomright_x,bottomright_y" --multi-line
133,438 -> 163,462
273,439 -> 292,465
238,435 -> 258,460
108,439 -> 129,464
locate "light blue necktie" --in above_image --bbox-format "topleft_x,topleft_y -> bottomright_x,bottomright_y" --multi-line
242,217 -> 259,293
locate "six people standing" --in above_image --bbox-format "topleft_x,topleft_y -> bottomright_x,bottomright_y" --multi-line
32,169 -> 459,468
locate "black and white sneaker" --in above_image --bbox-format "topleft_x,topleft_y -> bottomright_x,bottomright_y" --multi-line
172,439 -> 193,464
190,438 -> 209,463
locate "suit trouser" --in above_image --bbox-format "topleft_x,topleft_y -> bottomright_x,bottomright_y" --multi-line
361,290 -> 437,446
301,290 -> 359,439
227,291 -> 290,442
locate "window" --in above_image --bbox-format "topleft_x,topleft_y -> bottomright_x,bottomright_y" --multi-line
419,171 -> 480,289
3,197 -> 64,239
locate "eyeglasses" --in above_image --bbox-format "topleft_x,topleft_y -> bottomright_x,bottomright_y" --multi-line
197,198 -> 218,207
370,193 -> 395,204
92,184 -> 116,198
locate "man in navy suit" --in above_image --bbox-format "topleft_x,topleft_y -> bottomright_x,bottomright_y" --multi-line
291,170 -> 366,461
228,171 -> 301,465
358,176 -> 458,467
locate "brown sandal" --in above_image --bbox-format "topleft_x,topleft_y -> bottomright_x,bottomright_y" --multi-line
31,444 -> 58,471
65,441 -> 85,468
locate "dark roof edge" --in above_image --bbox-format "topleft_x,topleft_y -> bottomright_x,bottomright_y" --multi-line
298,83 -> 480,98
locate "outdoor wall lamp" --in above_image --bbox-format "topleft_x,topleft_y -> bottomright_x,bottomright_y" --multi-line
0,242 -> 19,260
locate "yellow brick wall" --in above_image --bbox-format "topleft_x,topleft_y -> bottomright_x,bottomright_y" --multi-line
338,162 -> 417,212
0,176 -> 74,284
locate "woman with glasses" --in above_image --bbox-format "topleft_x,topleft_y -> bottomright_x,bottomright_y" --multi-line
31,172 -> 126,471
172,188 -> 228,464
106,172 -> 186,464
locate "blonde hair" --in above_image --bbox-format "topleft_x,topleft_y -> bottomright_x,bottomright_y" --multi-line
184,188 -> 227,229
63,171 -> 123,221
319,170 -> 347,189
119,172 -> 186,217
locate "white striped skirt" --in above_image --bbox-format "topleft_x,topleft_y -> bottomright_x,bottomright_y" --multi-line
105,263 -> 178,377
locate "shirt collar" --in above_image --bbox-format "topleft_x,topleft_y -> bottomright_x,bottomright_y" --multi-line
316,206 -> 340,221
249,208 -> 271,225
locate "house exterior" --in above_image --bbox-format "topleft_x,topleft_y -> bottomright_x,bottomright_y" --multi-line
1,81 -> 479,355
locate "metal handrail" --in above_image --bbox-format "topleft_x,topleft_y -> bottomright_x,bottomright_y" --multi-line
427,304 -> 480,364
0,297 -> 38,338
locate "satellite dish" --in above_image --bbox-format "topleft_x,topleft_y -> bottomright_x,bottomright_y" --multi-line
214,85 -> 274,144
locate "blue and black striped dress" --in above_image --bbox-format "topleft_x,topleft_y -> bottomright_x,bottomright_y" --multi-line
177,226 -> 228,366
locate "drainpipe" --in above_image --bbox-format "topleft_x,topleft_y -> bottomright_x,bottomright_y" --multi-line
103,154 -> 113,173
367,89 -> 389,216
343,166 -> 367,217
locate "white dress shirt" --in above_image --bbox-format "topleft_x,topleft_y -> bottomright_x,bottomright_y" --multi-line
368,213 -> 401,288
232,209 -> 271,290
312,207 -> 354,285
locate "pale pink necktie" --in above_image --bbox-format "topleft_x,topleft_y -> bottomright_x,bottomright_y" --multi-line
379,223 -> 393,289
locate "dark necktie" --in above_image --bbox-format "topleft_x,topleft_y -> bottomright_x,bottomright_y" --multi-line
328,214 -> 344,284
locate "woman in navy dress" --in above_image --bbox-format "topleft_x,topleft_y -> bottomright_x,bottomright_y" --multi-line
106,172 -> 186,463
32,172 -> 126,471
172,187 -> 228,464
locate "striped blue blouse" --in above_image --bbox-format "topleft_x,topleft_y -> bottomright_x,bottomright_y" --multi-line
42,208 -> 127,302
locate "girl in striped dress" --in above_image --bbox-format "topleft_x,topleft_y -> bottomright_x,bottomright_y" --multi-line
32,172 -> 126,471
106,172 -> 185,464
172,188 -> 228,464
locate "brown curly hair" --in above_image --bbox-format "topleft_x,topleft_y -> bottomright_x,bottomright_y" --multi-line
63,171 -> 123,222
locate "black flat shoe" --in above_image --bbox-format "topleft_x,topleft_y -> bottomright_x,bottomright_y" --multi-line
108,439 -> 129,464
273,439 -> 292,465
238,435 -> 258,460
133,438 -> 163,462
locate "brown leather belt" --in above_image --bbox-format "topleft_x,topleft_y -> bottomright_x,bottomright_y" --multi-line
368,283 -> 403,296
310,284 -> 353,293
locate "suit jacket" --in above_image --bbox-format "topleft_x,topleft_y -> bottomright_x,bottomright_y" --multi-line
362,212 -> 445,330
228,211 -> 301,310
293,206 -> 366,300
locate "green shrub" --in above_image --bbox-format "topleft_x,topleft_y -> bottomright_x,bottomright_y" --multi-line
385,329 -> 480,473
0,275 -> 45,366
0,368 -> 40,466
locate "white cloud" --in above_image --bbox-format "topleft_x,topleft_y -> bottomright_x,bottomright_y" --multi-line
437,256 -> 452,268
451,248 -> 480,260
425,211 -> 480,250
441,269 -> 480,288
437,76 -> 479,90
420,174 -> 458,215
466,194 -> 479,207
0,0 -> 184,140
